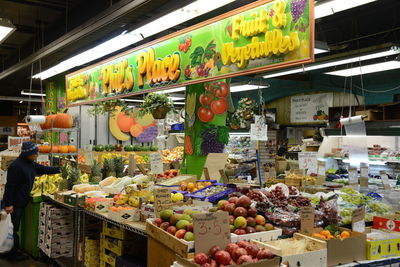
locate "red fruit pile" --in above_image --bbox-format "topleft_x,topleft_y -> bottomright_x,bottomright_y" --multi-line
198,81 -> 229,123
156,169 -> 178,179
178,36 -> 192,53
217,196 -> 273,235
193,241 -> 274,266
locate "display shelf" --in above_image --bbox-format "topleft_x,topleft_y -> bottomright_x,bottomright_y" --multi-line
39,153 -> 78,157
83,209 -> 147,237
42,194 -> 79,211
41,127 -> 79,133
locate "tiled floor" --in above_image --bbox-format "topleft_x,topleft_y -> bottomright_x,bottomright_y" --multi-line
0,258 -> 51,267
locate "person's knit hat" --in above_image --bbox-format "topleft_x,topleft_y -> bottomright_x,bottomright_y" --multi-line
20,141 -> 39,157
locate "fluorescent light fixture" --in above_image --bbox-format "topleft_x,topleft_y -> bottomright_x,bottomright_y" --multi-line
168,96 -> 184,101
19,101 -> 23,104
315,48 -> 328,54
263,48 -> 400,78
0,18 -> 16,44
123,99 -> 144,103
155,87 -> 185,94
21,90 -> 46,97
231,84 -> 261,92
32,0 -> 235,80
325,60 -> 400,77
174,102 -> 185,105
315,0 -> 377,19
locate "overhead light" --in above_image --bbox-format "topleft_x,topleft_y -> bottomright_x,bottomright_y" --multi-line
315,0 -> 377,19
174,102 -> 185,105
19,101 -> 23,104
32,0 -> 236,80
325,59 -> 400,77
263,48 -> 400,78
0,18 -> 16,44
155,87 -> 185,94
168,96 -> 184,101
314,41 -> 329,54
0,96 -> 41,102
21,90 -> 46,97
230,84 -> 269,93
123,99 -> 144,103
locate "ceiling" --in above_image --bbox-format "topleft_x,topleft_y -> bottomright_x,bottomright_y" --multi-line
0,0 -> 399,108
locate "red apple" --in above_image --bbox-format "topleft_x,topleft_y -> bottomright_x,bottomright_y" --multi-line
225,243 -> 239,255
175,229 -> 186,239
245,244 -> 259,258
167,226 -> 177,235
160,222 -> 170,231
214,250 -> 231,265
255,215 -> 266,226
209,245 -> 221,258
153,218 -> 162,227
234,228 -> 246,235
229,197 -> 239,204
217,200 -> 229,210
224,203 -> 236,214
187,223 -> 194,232
237,240 -> 251,249
257,248 -> 274,259
236,196 -> 251,209
246,217 -> 256,227
232,247 -> 247,261
194,253 -> 208,265
247,207 -> 257,217
233,207 -> 247,218
237,255 -> 253,264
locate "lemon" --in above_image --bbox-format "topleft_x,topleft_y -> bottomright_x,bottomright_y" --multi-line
172,193 -> 184,202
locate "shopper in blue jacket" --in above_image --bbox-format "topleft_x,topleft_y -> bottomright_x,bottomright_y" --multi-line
2,141 -> 60,261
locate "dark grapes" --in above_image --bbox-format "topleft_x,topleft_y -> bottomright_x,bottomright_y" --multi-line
291,0 -> 307,23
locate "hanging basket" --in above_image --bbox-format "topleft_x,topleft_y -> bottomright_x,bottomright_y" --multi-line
242,111 -> 253,120
103,102 -> 117,112
152,106 -> 171,119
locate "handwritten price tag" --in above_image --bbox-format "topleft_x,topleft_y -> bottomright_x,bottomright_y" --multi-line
150,152 -> 163,174
300,206 -> 315,234
193,211 -> 231,254
154,187 -> 172,215
348,167 -> 358,185
352,206 -> 365,233
298,152 -> 317,174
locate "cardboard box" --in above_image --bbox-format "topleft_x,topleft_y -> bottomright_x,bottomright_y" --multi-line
373,215 -> 400,232
115,255 -> 146,267
101,248 -> 117,267
366,229 -> 400,260
231,228 -> 282,243
304,227 -> 366,266
356,109 -> 383,121
100,235 -> 137,256
254,233 -> 327,267
108,208 -> 140,223
176,255 -> 280,267
102,221 -> 130,240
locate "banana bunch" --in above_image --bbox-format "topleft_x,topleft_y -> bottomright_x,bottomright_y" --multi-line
128,196 -> 140,208
31,174 -> 64,197
115,193 -> 129,205
79,173 -> 89,184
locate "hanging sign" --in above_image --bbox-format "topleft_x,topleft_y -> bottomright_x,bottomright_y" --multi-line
298,152 -> 317,174
66,0 -> 314,106
290,93 -> 332,123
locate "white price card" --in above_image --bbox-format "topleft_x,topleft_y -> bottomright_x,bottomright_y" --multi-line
379,171 -> 391,190
250,116 -> 268,141
150,152 -> 163,174
37,154 -> 50,166
352,206 -> 365,233
348,167 -> 358,185
83,144 -> 94,164
298,152 -> 318,174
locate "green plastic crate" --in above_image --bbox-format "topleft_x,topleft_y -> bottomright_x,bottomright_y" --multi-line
20,196 -> 42,258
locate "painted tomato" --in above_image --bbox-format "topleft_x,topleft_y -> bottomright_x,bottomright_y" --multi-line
210,98 -> 228,115
199,94 -> 208,105
217,82 -> 229,97
198,106 -> 214,122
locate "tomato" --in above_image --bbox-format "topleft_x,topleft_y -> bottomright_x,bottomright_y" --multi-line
210,98 -> 227,115
199,94 -> 208,105
198,106 -> 214,122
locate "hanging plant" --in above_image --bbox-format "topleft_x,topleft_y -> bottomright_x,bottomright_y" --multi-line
237,97 -> 257,120
88,99 -> 131,117
137,93 -> 175,119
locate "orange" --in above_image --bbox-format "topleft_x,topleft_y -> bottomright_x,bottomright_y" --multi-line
187,182 -> 195,192
320,230 -> 331,238
340,231 -> 351,239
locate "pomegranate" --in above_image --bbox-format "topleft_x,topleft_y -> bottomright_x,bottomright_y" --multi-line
214,250 -> 231,265
209,245 -> 221,258
237,255 -> 253,264
194,253 -> 208,265
245,244 -> 259,258
232,247 -> 247,261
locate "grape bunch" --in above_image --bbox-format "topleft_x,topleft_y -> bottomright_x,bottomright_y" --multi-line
246,190 -> 265,202
288,195 -> 311,208
288,186 -> 298,195
200,128 -> 225,155
265,186 -> 288,208
291,0 -> 307,23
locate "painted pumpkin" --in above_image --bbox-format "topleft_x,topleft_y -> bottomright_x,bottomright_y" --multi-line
45,114 -> 57,129
68,145 -> 77,153
59,145 -> 69,153
54,113 -> 73,128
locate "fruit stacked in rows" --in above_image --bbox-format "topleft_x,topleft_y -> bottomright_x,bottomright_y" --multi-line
156,169 -> 179,179
153,209 -> 196,241
180,181 -> 213,193
311,226 -> 350,240
216,196 -> 274,235
194,240 -> 275,266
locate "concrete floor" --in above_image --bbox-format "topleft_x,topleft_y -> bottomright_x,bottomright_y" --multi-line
0,257 -> 51,267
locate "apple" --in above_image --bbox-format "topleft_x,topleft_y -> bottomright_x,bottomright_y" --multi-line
247,207 -> 257,217
237,255 -> 253,264
187,223 -> 194,232
246,217 -> 256,227
217,200 -> 229,210
224,203 -> 236,214
234,216 -> 247,229
257,248 -> 274,259
160,222 -> 170,231
255,215 -> 266,226
167,226 -> 177,235
245,226 -> 256,234
233,207 -> 247,218
194,253 -> 208,265
229,197 -> 239,204
225,243 -> 239,255
234,228 -> 246,235
232,247 -> 247,261
209,245 -> 221,258
175,229 -> 186,239
237,240 -> 251,249
214,251 -> 231,265
245,244 -> 259,257
236,196 -> 251,209
265,223 -> 274,231
153,218 -> 162,227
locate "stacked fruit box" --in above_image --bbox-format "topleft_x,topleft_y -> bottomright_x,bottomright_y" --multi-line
38,203 -> 74,258
84,237 -> 100,267
100,222 -> 128,267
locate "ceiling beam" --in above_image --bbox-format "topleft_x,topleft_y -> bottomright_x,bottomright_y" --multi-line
0,0 -> 150,81
3,0 -> 65,11
0,96 -> 42,102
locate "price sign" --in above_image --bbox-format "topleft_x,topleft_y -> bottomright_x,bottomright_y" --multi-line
348,167 -> 358,185
83,144 -> 94,165
37,154 -> 50,166
360,163 -> 369,178
317,161 -> 326,176
298,152 -> 317,174
300,206 -> 315,233
154,187 -> 172,214
150,152 -> 163,174
360,177 -> 369,187
193,211 -> 231,254
352,206 -> 365,233
380,171 -> 391,190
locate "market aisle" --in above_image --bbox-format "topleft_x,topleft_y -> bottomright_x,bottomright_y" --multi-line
0,258 -> 49,267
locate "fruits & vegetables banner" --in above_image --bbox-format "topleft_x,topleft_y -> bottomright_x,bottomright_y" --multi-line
66,0 -> 314,106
